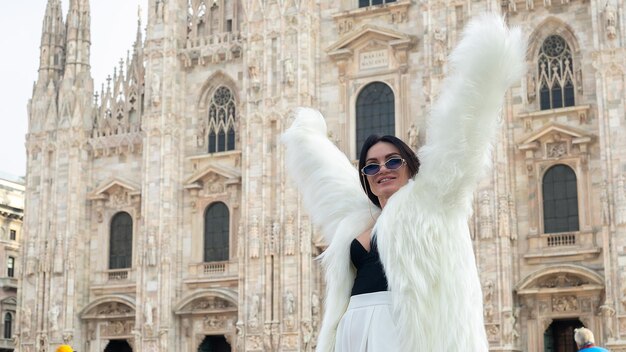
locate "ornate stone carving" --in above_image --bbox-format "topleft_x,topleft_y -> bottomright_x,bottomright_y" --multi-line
599,304 -> 616,339
203,315 -> 228,330
486,324 -> 499,341
483,280 -> 495,322
433,28 -> 447,66
189,297 -> 232,311
502,309 -> 520,346
538,274 -> 587,288
552,295 -> 579,312
605,3 -> 617,40
546,142 -> 567,158
95,302 -> 133,316
337,19 -> 353,35
301,320 -> 313,351
284,55 -> 295,86
102,320 -> 132,337
479,191 -> 493,239
266,220 -> 279,255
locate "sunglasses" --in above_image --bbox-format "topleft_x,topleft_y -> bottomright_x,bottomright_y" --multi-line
361,157 -> 406,176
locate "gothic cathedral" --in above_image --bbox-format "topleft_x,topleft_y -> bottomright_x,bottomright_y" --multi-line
17,0 -> 626,351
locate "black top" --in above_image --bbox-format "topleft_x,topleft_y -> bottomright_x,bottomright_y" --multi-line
350,238 -> 389,296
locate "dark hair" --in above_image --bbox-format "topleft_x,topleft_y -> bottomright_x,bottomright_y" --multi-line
358,135 -> 420,208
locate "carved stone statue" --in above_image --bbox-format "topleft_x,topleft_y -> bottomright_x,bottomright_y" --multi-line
605,4 -> 617,40
284,56 -> 295,86
433,28 -> 447,66
599,304 -> 616,339
285,290 -> 295,316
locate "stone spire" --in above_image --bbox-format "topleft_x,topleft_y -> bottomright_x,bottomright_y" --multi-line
64,0 -> 91,78
38,0 -> 65,84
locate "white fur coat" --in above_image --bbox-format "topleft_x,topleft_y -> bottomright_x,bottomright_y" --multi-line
281,14 -> 526,352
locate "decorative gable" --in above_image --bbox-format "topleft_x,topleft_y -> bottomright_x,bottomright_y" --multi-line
89,178 -> 141,204
184,164 -> 241,197
327,24 -> 414,77
518,122 -> 593,162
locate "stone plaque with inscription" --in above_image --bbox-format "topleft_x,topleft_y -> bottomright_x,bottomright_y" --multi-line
360,50 -> 389,70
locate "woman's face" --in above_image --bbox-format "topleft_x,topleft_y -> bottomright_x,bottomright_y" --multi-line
364,142 -> 410,207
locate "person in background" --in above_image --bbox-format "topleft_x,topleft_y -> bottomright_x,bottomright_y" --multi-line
56,345 -> 75,352
575,327 -> 609,351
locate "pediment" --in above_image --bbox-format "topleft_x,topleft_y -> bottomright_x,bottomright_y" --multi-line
518,122 -> 592,150
184,164 -> 241,189
515,265 -> 604,295
1,297 -> 16,306
89,178 -> 141,200
327,24 -> 412,57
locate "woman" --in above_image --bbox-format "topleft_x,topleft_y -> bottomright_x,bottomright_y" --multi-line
282,13 -> 525,351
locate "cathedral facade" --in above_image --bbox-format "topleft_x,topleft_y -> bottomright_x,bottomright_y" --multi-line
17,0 -> 626,351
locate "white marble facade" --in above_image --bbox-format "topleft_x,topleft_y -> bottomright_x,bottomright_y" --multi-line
17,0 -> 626,351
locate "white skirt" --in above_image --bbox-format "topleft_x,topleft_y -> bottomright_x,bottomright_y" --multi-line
334,291 -> 400,352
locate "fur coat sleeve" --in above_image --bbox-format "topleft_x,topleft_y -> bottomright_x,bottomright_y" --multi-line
281,108 -> 379,352
375,13 -> 526,351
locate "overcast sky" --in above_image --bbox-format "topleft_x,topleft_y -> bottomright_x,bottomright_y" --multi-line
0,0 -> 148,178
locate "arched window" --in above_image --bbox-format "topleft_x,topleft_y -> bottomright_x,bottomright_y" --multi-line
4,313 -> 11,339
356,82 -> 395,155
204,202 -> 230,262
543,165 -> 579,233
207,86 -> 237,153
538,35 -> 575,110
110,212 -> 133,269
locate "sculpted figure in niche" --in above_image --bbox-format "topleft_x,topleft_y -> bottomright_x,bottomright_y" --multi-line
284,56 -> 295,86
483,280 -> 494,322
285,290 -> 296,316
599,304 -> 616,339
433,28 -> 447,65
605,4 -> 617,40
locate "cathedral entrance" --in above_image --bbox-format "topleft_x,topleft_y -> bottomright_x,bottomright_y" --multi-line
198,335 -> 231,352
543,319 -> 583,352
104,339 -> 133,352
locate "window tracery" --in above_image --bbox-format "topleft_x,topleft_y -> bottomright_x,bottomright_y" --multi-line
538,35 -> 576,110
207,86 -> 237,153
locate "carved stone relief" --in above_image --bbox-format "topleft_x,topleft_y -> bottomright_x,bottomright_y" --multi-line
552,295 -> 579,312
486,324 -> 500,341
538,274 -> 587,288
483,280 -> 495,322
479,192 -> 493,239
